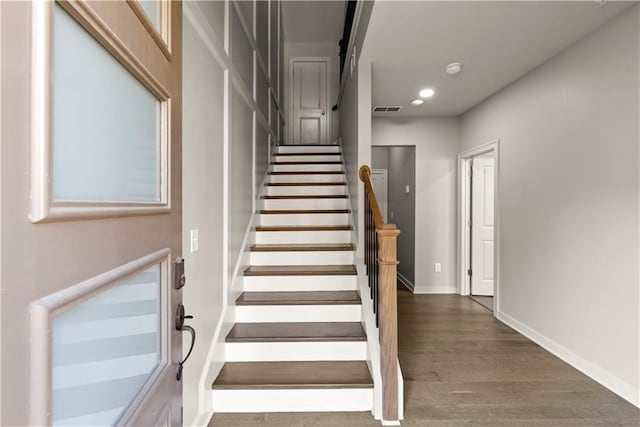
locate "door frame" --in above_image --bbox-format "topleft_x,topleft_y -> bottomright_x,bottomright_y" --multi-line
288,56 -> 330,144
457,139 -> 500,313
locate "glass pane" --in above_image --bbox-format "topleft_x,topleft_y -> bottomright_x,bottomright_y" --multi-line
53,5 -> 161,203
52,265 -> 161,426
138,0 -> 161,33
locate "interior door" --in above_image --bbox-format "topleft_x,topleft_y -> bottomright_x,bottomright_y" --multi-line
371,169 -> 389,223
0,1 -> 183,425
471,156 -> 495,296
292,59 -> 328,144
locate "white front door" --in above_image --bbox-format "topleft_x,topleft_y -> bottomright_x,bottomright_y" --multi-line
371,169 -> 389,223
471,156 -> 495,296
292,59 -> 328,144
1,1 -> 183,425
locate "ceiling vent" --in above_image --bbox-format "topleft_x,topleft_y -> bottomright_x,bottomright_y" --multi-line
373,106 -> 402,113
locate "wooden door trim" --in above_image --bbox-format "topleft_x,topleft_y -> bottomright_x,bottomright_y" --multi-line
457,139 -> 501,314
30,0 -> 172,223
30,249 -> 173,426
126,0 -> 173,60
288,56 -> 330,144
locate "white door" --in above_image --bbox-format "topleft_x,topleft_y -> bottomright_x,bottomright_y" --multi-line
371,169 -> 389,223
471,156 -> 495,296
292,59 -> 328,144
1,1 -> 183,425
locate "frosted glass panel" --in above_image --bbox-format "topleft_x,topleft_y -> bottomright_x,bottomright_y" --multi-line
138,1 -> 161,33
53,5 -> 161,202
52,265 -> 161,426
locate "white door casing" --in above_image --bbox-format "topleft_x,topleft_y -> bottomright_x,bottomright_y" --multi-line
371,169 -> 388,223
471,156 -> 495,296
291,58 -> 328,145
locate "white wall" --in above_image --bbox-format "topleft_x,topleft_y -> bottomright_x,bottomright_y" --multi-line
182,14 -> 226,421
372,118 -> 460,293
461,5 -> 639,406
285,42 -> 340,143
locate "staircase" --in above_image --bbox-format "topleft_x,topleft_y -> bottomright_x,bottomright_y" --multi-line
211,144 -> 374,414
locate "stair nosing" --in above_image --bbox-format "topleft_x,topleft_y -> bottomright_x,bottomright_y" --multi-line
259,209 -> 351,214
251,243 -> 355,252
225,322 -> 366,343
243,265 -> 357,276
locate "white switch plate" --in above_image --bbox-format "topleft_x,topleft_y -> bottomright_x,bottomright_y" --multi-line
434,263 -> 441,273
190,229 -> 199,253
405,185 -> 410,194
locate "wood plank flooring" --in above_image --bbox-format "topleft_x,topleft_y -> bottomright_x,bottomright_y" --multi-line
210,291 -> 640,426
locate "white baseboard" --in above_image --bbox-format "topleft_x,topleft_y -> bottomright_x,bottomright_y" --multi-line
396,272 -> 414,292
497,311 -> 640,408
412,286 -> 457,294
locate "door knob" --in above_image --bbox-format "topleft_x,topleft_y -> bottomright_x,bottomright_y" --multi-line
322,111 -> 326,116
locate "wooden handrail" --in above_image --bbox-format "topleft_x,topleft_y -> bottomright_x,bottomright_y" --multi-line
359,165 -> 384,227
359,164 -> 400,422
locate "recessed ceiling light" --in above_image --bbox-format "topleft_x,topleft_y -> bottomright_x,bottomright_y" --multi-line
410,99 -> 424,106
419,88 -> 435,98
445,62 -> 463,75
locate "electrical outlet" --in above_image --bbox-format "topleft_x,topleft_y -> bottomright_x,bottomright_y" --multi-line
434,263 -> 442,273
190,229 -> 199,253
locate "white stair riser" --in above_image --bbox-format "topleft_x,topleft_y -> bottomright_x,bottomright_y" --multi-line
266,186 -> 346,196
235,305 -> 362,323
225,341 -> 367,362
243,275 -> 357,291
277,145 -> 341,154
211,389 -> 373,413
269,174 -> 345,183
250,251 -> 354,266
262,198 -> 349,210
272,164 -> 343,172
274,155 -> 341,162
255,230 -> 351,244
259,213 -> 350,226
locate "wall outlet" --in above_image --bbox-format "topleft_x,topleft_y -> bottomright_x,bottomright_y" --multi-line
190,229 -> 199,253
434,263 -> 442,273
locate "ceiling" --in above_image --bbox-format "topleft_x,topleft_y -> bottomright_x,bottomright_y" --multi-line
362,1 -> 635,117
281,1 -> 346,43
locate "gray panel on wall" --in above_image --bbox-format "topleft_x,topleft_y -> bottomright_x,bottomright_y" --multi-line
256,0 -> 269,68
278,17 -> 284,106
197,0 -> 225,44
270,94 -> 278,135
230,87 -> 254,271
234,0 -> 254,36
269,0 -> 278,88
278,115 -> 284,143
256,66 -> 269,121
231,6 -> 254,93
256,123 -> 269,190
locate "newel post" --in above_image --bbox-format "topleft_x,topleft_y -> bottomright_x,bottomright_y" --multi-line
377,223 -> 400,422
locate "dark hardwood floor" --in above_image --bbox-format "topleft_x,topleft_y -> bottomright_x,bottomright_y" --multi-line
209,291 -> 640,426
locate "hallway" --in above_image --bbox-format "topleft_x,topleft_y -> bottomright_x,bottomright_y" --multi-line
210,290 -> 640,426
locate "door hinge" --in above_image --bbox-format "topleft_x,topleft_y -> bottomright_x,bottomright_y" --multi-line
468,219 -> 472,228
467,269 -> 472,276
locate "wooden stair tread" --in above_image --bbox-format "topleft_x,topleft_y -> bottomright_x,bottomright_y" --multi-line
251,243 -> 354,252
272,161 -> 343,165
226,322 -> 366,342
269,171 -> 345,175
212,361 -> 373,389
276,152 -> 341,156
262,195 -> 348,200
260,209 -> 350,214
255,225 -> 351,231
267,182 -> 346,186
243,265 -> 357,276
236,291 -> 361,306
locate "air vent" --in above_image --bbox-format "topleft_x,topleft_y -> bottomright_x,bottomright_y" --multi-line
373,106 -> 402,113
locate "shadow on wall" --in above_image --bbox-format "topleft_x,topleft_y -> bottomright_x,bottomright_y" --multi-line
371,146 -> 416,288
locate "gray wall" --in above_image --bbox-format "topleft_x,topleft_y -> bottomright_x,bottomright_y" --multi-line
461,5 -> 639,405
372,117 -> 460,293
371,146 -> 416,285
